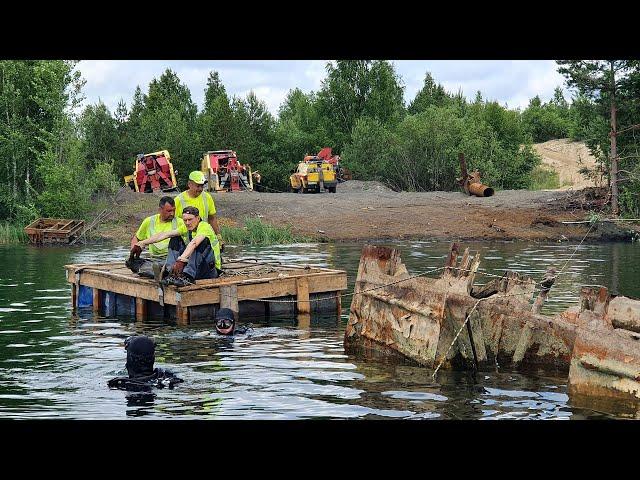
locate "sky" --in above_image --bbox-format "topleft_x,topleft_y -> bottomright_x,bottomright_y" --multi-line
75,60 -> 572,117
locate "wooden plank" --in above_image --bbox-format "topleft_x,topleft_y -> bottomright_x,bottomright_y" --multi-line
136,298 -> 147,322
220,284 -> 239,321
68,272 -> 162,303
58,220 -> 74,231
93,288 -> 102,313
296,277 -> 310,314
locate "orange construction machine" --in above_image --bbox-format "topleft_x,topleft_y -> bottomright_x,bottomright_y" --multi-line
124,150 -> 179,193
312,147 -> 351,181
201,150 -> 260,192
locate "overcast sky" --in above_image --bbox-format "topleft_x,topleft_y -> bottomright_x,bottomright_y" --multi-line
75,60 -> 571,117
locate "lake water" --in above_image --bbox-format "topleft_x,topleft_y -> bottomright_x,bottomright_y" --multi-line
0,240 -> 638,419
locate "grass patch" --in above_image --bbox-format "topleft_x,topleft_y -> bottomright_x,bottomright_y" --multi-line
529,166 -> 561,190
0,223 -> 28,244
221,218 -> 308,245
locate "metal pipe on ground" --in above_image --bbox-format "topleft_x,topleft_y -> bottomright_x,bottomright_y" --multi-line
468,183 -> 494,197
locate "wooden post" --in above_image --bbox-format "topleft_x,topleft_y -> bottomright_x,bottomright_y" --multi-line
71,283 -> 78,312
444,242 -> 460,275
220,284 -> 239,321
458,153 -> 470,194
296,277 -> 310,314
610,61 -> 619,216
93,288 -> 102,314
532,267 -> 557,314
176,305 -> 189,325
297,312 -> 311,329
136,298 -> 147,322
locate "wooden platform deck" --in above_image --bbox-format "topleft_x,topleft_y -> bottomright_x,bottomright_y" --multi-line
65,260 -> 348,325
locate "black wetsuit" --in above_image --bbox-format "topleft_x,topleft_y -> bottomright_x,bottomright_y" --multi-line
108,336 -> 183,391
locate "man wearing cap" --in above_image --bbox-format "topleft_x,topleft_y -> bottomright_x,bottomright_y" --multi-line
127,196 -> 186,278
175,171 -> 224,252
135,205 -> 221,286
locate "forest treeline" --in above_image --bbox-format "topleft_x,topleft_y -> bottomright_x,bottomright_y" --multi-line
1,60 -> 639,228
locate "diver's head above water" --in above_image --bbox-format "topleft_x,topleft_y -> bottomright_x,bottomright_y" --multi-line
215,308 -> 236,335
124,335 -> 156,378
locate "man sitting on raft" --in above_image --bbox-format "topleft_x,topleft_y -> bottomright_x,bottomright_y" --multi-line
131,205 -> 222,287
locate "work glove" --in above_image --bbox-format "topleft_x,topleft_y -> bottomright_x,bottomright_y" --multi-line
217,234 -> 225,253
171,260 -> 186,276
130,245 -> 143,259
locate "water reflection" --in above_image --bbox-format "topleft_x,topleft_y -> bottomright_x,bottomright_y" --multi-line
0,240 -> 638,419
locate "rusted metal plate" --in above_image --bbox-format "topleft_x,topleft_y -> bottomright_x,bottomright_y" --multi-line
346,243 -> 640,408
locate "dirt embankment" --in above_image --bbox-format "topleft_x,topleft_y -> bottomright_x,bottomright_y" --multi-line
533,139 -> 602,189
95,182 -> 637,244
93,139 -> 633,244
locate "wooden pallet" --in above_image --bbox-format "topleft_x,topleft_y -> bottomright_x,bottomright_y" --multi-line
65,259 -> 347,325
25,218 -> 85,244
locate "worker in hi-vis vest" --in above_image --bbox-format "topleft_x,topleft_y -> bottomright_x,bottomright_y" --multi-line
174,171 -> 224,252
127,196 -> 186,279
135,205 -> 222,287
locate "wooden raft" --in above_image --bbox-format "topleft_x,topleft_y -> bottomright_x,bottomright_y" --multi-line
25,218 -> 85,244
65,260 -> 347,325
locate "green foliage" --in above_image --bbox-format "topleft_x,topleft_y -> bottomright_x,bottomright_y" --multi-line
124,69 -> 200,186
221,218 -> 306,245
521,92 -> 571,142
529,165 -> 561,190
0,60 -> 84,222
408,72 -> 452,113
0,60 -> 598,233
0,222 -> 28,244
198,71 -> 236,152
35,129 -> 94,219
316,60 -> 405,150
341,117 -> 395,182
557,60 -> 640,216
342,102 -> 540,191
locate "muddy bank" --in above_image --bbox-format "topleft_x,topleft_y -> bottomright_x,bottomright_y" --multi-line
93,184 -> 639,244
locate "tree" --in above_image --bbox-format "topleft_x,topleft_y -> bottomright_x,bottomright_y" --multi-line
129,69 -> 200,184
316,60 -> 405,150
80,102 -> 118,163
273,88 -> 330,188
557,60 -> 639,215
408,72 -> 450,114
228,92 -> 279,189
198,70 -> 235,151
0,60 -> 84,222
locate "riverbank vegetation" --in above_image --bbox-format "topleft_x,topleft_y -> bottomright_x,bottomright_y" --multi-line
2,59 -> 640,244
221,218 -> 307,245
0,223 -> 28,244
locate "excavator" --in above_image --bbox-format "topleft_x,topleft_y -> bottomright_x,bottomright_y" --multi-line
200,150 -> 261,192
124,150 -> 178,193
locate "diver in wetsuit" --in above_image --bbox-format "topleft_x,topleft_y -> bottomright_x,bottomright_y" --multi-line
107,335 -> 183,390
215,308 -> 252,335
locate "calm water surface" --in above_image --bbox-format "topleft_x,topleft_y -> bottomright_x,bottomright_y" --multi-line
0,240 -> 638,419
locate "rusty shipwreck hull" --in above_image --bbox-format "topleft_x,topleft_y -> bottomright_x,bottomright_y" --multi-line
345,244 -> 640,405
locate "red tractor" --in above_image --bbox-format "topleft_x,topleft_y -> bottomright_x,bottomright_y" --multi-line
124,150 -> 178,193
201,150 -> 261,192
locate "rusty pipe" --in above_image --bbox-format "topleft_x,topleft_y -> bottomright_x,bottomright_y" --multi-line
468,183 -> 494,197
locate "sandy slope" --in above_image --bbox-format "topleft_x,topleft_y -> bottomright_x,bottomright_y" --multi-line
533,139 -> 601,189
